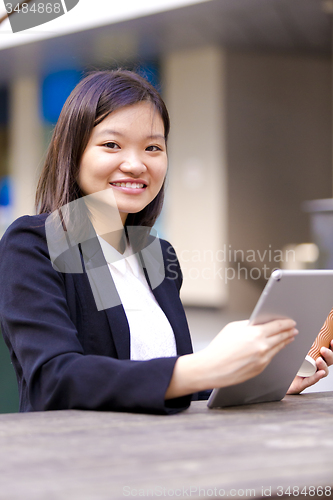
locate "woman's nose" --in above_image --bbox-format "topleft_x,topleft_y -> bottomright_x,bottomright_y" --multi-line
120,156 -> 147,176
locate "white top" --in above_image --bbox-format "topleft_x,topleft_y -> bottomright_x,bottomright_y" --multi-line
97,235 -> 177,361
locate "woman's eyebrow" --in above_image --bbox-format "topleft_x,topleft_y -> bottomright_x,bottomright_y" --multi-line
96,130 -> 165,141
95,129 -> 123,137
148,134 -> 165,141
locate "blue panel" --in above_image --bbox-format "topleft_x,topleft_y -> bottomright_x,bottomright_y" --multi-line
137,62 -> 161,92
0,176 -> 11,207
42,69 -> 82,124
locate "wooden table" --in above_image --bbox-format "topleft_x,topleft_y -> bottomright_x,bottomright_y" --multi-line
0,392 -> 332,500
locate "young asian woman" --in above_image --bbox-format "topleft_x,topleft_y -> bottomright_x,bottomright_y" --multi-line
0,70 -> 331,414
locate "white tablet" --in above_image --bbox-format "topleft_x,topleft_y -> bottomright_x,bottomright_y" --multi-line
207,269 -> 333,409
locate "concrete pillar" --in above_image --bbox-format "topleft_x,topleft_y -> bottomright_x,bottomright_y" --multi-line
163,46 -> 228,307
9,74 -> 43,219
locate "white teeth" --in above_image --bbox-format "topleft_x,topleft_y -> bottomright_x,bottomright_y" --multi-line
111,182 -> 144,189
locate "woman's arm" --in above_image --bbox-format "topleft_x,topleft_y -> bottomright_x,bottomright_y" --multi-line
0,216 -> 189,414
166,319 -> 298,399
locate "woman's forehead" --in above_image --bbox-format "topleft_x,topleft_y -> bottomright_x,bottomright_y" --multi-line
94,102 -> 165,135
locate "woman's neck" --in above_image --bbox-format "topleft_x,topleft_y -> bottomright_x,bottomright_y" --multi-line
99,229 -> 127,254
83,190 -> 127,253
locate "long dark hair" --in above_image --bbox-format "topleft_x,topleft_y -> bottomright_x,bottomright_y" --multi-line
35,69 -> 170,229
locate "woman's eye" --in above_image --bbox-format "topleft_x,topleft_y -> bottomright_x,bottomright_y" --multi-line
104,142 -> 119,149
146,145 -> 162,152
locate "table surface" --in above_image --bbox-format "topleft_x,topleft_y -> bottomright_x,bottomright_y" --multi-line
0,392 -> 332,500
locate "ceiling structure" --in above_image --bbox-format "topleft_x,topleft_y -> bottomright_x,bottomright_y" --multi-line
0,0 -> 331,84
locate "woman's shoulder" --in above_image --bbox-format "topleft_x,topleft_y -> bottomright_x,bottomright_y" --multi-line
2,213 -> 48,235
158,238 -> 179,262
0,213 -> 49,252
0,213 -> 64,289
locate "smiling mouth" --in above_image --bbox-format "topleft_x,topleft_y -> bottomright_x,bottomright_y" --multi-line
110,182 -> 146,189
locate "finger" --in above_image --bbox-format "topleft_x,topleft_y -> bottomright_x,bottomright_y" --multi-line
316,356 -> 329,376
320,346 -> 333,367
316,369 -> 328,379
264,329 -> 297,359
266,328 -> 299,349
303,369 -> 327,388
288,370 -> 326,394
260,319 -> 297,337
320,346 -> 333,356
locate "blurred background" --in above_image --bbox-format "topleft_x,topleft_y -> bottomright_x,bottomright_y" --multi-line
0,0 -> 332,412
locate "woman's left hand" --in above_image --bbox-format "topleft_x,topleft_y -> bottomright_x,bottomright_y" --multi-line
287,340 -> 333,394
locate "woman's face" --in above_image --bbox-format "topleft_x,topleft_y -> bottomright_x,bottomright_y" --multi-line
78,101 -> 167,224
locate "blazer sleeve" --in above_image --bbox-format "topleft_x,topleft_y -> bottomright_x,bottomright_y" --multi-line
0,216 -> 192,414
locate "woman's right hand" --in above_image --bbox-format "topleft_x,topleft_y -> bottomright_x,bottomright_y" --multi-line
165,319 -> 298,400
196,319 -> 298,390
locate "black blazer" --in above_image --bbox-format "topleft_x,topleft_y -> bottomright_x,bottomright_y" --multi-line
0,214 -> 194,414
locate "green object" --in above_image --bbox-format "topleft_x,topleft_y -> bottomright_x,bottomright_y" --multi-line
0,330 -> 19,413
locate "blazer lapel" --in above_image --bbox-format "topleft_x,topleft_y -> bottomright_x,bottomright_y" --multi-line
80,235 -> 130,360
104,305 -> 131,360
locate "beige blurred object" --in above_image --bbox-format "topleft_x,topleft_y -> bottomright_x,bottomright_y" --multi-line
322,0 -> 333,14
298,308 -> 333,377
282,243 -> 319,270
